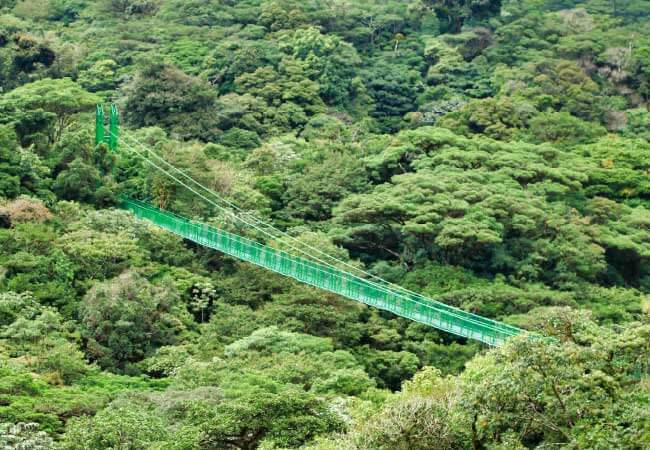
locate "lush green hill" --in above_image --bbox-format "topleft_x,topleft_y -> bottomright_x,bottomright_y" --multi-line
0,0 -> 648,448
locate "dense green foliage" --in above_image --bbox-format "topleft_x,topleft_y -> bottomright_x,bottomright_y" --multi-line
0,0 -> 649,448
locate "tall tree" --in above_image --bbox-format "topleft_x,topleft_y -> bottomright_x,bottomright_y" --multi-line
0,78 -> 99,143
425,0 -> 502,33
79,271 -> 186,372
121,61 -> 220,141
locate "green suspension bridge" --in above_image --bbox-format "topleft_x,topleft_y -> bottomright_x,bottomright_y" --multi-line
96,105 -> 525,347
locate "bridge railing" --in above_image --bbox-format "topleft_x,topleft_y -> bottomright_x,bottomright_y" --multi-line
120,197 -> 523,346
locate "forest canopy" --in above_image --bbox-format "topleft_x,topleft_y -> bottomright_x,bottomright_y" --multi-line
0,0 -> 649,449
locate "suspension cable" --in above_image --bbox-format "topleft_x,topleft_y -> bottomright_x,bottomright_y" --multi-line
119,132 -> 371,267
113,131 -> 521,334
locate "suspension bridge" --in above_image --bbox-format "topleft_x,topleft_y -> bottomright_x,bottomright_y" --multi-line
96,105 -> 524,346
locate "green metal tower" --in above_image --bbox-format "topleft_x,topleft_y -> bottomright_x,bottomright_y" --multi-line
95,104 -> 119,151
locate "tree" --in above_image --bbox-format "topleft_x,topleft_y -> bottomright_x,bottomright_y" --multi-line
312,368 -> 375,396
255,287 -> 367,347
100,0 -> 160,16
199,389 -> 343,450
52,158 -> 101,203
258,0 -> 308,31
47,0 -> 88,23
279,27 -> 362,107
0,196 -> 52,226
56,226 -> 145,281
0,124 -> 21,198
283,151 -> 368,222
0,291 -> 37,327
156,0 -> 234,26
364,60 -> 423,132
78,59 -> 120,94
356,347 -> 420,390
0,78 -> 99,143
348,367 -> 470,450
188,281 -> 216,323
323,309 -> 649,450
60,401 -> 169,449
121,61 -> 220,141
333,126 -> 606,285
425,0 -> 502,33
217,127 -> 261,151
203,40 -> 283,93
218,326 -> 373,395
528,111 -> 607,145
0,23 -> 57,91
224,326 -> 334,357
0,423 -> 55,450
0,290 -> 90,385
79,271 -> 186,372
35,338 -> 90,385
461,308 -> 650,449
438,96 -> 535,140
233,63 -> 325,134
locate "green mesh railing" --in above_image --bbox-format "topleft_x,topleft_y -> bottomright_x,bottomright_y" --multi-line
120,197 -> 523,346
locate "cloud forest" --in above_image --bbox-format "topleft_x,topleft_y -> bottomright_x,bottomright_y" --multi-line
0,0 -> 648,448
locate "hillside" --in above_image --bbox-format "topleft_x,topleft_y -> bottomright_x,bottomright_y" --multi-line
0,0 -> 649,448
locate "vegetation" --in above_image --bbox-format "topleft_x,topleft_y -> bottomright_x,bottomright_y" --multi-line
0,0 -> 649,448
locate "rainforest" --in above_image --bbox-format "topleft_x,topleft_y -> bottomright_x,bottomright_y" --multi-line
0,0 -> 649,448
